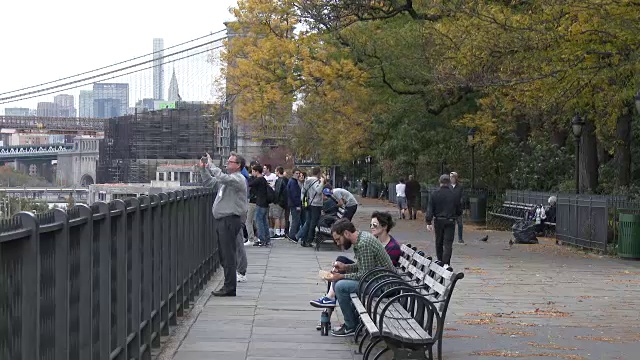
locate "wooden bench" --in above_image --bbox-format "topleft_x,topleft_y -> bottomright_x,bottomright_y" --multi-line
488,201 -> 536,227
350,252 -> 464,360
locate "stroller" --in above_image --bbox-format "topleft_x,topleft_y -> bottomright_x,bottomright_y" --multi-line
314,195 -> 346,251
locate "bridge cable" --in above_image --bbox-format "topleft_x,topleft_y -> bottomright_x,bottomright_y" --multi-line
0,29 -> 226,97
0,44 -> 224,105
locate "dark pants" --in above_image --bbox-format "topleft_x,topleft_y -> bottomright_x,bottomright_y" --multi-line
305,205 -> 322,245
343,205 -> 358,221
408,196 -> 419,219
434,218 -> 455,266
216,215 -> 243,291
289,207 -> 301,240
285,207 -> 290,235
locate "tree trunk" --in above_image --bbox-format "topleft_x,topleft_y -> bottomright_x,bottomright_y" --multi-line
551,129 -> 567,147
614,111 -> 632,187
580,119 -> 599,193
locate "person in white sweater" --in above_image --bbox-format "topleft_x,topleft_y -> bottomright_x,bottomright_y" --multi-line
395,178 -> 407,219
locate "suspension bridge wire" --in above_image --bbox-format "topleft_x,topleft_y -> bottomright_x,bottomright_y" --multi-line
0,44 -> 225,105
0,29 -> 227,97
0,36 -> 227,103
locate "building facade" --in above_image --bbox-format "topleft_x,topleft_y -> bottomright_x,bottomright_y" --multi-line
92,83 -> 129,118
54,94 -> 76,117
4,108 -> 30,116
79,90 -> 94,118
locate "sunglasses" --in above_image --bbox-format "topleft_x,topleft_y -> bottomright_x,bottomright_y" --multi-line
370,223 -> 380,229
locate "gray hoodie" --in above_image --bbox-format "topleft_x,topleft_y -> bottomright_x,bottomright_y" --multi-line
200,163 -> 248,219
303,176 -> 324,207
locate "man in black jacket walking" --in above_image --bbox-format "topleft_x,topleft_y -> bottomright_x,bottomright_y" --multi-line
425,174 -> 462,266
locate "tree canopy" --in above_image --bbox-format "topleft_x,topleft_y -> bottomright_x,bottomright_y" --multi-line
217,0 -> 640,193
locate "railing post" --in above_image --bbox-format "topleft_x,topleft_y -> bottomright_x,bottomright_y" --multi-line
158,193 -> 171,333
65,205 -> 93,360
125,197 -> 141,359
167,192 -> 178,324
15,212 -> 40,360
92,201 -> 112,360
111,199 -> 128,360
138,196 -> 152,359
149,194 -> 162,348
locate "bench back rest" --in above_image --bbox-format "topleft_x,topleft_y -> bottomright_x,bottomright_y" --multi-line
419,261 -> 464,315
397,244 -> 415,272
405,252 -> 432,287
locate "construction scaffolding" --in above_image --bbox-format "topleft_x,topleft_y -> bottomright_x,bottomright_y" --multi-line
97,102 -> 216,183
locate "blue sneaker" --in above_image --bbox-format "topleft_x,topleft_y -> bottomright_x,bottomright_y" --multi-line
310,296 -> 336,308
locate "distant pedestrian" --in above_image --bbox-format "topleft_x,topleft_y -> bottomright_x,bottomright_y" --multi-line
425,174 -> 462,266
395,178 -> 407,219
450,172 -> 465,244
405,175 -> 421,220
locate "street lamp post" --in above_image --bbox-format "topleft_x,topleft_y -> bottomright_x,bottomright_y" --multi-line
365,155 -> 372,181
571,114 -> 585,194
467,128 -> 477,189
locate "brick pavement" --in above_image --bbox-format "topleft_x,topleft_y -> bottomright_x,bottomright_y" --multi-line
168,198 -> 640,360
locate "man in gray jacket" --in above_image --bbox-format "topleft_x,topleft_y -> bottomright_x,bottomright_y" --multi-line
199,152 -> 248,296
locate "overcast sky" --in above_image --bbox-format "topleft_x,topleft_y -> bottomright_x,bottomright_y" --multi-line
0,0 -> 238,114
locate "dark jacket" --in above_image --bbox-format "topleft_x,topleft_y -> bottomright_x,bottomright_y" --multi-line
287,177 -> 302,208
248,176 -> 269,208
405,179 -> 421,199
450,183 -> 464,206
248,175 -> 257,204
425,185 -> 462,225
274,176 -> 288,208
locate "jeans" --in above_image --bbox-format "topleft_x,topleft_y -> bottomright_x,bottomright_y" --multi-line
434,218 -> 455,265
296,207 -> 309,242
334,279 -> 360,330
305,206 -> 322,245
289,207 -> 301,240
236,228 -> 247,275
246,203 -> 257,240
255,206 -> 270,244
215,215 -> 243,291
455,216 -> 463,241
326,256 -> 355,293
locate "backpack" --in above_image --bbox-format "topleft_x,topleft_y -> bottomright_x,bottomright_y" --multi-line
266,185 -> 276,204
302,179 -> 319,208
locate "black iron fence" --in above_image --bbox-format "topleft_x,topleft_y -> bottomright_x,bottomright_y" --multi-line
0,188 -> 217,360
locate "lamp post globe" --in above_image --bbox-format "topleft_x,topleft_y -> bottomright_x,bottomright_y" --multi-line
571,114 -> 584,139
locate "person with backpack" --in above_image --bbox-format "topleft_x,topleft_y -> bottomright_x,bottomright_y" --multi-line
300,167 -> 325,247
248,165 -> 271,246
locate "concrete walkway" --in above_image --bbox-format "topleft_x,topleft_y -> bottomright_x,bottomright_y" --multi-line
170,200 -> 640,360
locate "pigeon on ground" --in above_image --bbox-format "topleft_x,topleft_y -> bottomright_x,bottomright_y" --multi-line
478,235 -> 488,242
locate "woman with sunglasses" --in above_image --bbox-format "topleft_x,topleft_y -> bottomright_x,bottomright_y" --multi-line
310,211 -> 401,308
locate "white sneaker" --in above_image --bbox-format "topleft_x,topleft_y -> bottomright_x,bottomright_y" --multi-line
244,239 -> 253,246
237,273 -> 247,283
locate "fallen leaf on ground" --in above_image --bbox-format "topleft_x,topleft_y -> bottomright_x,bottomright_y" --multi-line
528,342 -> 579,350
491,329 -> 535,337
575,336 -> 623,343
458,318 -> 495,325
471,350 -> 585,359
444,334 -> 480,338
509,322 -> 541,327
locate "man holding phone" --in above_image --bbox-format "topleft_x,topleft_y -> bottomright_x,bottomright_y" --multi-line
199,152 -> 248,297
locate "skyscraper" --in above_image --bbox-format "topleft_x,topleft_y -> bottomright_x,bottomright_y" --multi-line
153,38 -> 164,100
54,94 -> 76,117
4,108 -> 30,116
79,90 -> 94,118
93,83 -> 129,119
168,68 -> 181,102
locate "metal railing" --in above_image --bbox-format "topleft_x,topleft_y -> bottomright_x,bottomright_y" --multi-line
0,188 -> 217,360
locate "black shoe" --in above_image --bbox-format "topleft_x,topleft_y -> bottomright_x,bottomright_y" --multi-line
301,241 -> 311,247
286,234 -> 298,243
331,324 -> 355,337
253,241 -> 263,246
212,288 -> 236,297
458,239 -> 465,244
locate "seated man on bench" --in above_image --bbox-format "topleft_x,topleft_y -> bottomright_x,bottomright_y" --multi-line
311,218 -> 395,337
